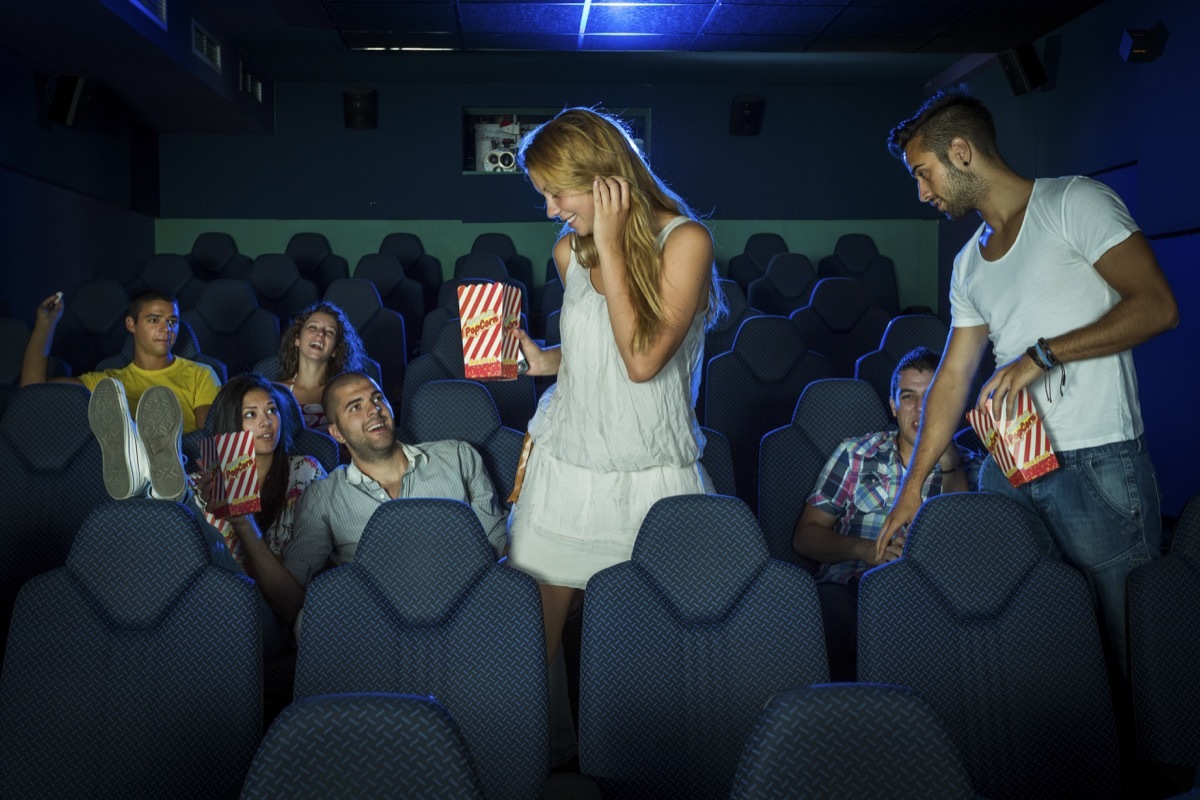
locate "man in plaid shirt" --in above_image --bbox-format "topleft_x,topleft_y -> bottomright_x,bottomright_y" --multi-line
792,347 -> 976,679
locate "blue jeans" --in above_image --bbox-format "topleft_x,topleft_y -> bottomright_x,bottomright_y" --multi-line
979,435 -> 1162,675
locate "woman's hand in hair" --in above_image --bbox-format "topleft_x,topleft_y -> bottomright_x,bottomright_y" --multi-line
592,175 -> 631,258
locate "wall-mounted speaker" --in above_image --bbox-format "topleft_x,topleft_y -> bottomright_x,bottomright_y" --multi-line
343,87 -> 378,129
729,94 -> 765,136
47,75 -> 93,130
998,43 -> 1047,96
1119,21 -> 1169,63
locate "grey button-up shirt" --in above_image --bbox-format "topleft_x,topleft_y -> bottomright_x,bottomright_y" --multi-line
283,440 -> 508,587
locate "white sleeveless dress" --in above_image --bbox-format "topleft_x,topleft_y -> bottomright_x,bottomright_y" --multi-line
507,216 -> 713,589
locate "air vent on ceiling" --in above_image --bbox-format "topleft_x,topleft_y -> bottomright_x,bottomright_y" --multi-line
192,21 -> 222,73
239,61 -> 263,104
129,0 -> 167,29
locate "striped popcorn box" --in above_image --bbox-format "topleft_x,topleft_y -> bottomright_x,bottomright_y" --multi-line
457,282 -> 523,380
966,387 -> 1060,488
207,430 -> 261,518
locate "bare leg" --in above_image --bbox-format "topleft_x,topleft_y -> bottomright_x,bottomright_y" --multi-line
540,583 -> 579,663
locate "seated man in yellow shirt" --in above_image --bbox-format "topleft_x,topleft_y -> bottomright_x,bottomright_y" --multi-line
21,289 -> 221,500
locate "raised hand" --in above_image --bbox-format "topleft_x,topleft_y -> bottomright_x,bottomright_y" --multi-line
591,175 -> 631,256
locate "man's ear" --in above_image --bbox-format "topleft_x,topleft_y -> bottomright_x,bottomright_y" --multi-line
889,396 -> 898,419
327,422 -> 346,445
125,315 -> 137,334
949,136 -> 973,167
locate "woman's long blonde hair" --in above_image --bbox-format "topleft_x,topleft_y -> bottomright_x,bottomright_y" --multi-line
518,108 -> 724,352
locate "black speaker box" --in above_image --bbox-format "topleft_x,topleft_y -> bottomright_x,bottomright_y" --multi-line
343,88 -> 378,130
998,44 -> 1047,96
729,94 -> 765,136
47,75 -> 92,130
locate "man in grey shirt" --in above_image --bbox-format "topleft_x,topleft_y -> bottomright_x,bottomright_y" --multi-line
237,371 -> 508,626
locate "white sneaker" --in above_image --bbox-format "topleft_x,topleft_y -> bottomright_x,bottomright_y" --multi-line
88,378 -> 148,500
136,386 -> 186,502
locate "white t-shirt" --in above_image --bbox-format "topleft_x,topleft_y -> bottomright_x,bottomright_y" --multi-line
950,176 -> 1143,451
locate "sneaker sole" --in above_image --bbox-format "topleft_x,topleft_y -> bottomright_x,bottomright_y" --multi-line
88,380 -> 141,500
137,387 -> 186,502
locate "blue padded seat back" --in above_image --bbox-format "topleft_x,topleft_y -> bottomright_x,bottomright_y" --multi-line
706,280 -> 749,353
189,231 -> 252,280
809,276 -> 871,332
355,254 -> 425,356
470,233 -> 534,292
138,253 -> 207,309
855,314 -> 950,407
250,253 -> 302,298
472,232 -> 517,261
453,253 -> 509,283
832,232 -> 879,272
858,492 -> 1121,799
1174,495 -> 1200,559
407,379 -> 500,441
403,319 -> 536,434
758,378 -> 889,565
728,233 -> 788,292
356,253 -> 407,294
241,693 -> 486,800
730,684 -> 974,800
67,279 -> 130,334
633,495 -> 769,623
401,374 -> 523,495
729,315 -> 810,383
906,492 -> 1040,619
380,232 -> 426,263
190,278 -> 259,332
579,494 -> 828,800
2,383 -> 97,472
324,277 -> 384,326
0,499 -> 262,800
1128,495 -> 1200,768
67,500 -> 210,629
704,316 -> 834,511
352,499 -> 496,626
0,384 -> 109,659
294,498 -> 549,800
286,231 -> 333,264
249,254 -> 321,320
183,280 -> 280,376
746,253 -> 816,316
379,233 -> 443,313
745,232 -> 788,269
791,278 -> 892,377
0,318 -> 31,385
52,279 -> 131,374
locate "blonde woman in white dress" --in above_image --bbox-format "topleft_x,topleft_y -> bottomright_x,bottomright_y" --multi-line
511,107 -> 726,664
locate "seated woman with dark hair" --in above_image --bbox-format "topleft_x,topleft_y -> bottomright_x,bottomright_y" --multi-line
276,302 -> 367,434
198,373 -> 326,566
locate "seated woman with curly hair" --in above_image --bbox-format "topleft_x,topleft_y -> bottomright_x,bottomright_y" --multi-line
276,302 -> 367,434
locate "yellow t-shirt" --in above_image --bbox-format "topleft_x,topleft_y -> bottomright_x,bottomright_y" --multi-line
80,357 -> 221,434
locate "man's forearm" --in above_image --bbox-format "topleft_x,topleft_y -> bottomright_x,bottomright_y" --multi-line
19,323 -> 54,386
793,523 -> 871,564
905,372 -> 972,498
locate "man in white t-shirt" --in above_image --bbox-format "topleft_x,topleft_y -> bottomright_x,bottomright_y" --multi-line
876,85 -> 1178,677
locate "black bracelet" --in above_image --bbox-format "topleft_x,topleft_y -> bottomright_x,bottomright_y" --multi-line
1037,337 -> 1060,367
1026,345 -> 1050,370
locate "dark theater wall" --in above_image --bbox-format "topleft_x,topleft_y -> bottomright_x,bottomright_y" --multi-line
159,80 -> 927,223
0,43 -> 154,323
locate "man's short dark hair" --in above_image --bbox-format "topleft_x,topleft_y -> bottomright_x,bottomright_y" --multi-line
890,347 -> 940,400
887,84 -> 1000,165
321,370 -> 375,428
128,289 -> 179,322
